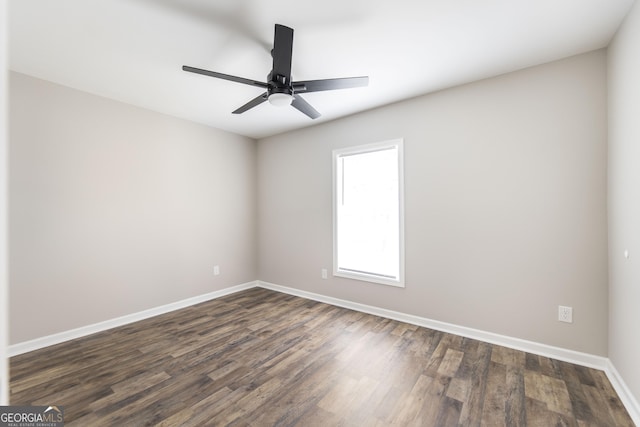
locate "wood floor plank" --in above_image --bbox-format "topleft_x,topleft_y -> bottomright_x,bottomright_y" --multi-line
480,361 -> 507,426
505,365 -> 527,427
415,375 -> 451,426
458,341 -> 493,427
9,288 -> 635,426
434,395 -> 463,427
388,374 -> 434,425
437,348 -> 464,377
558,360 -> 597,423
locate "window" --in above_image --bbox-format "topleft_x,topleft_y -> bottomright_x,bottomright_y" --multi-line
333,139 -> 405,287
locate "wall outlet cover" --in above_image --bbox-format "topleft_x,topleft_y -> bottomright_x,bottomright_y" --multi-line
558,305 -> 573,323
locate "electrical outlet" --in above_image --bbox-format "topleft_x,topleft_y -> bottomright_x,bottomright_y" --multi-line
214,265 -> 220,276
558,306 -> 573,323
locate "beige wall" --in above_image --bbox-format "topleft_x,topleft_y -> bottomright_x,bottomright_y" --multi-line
608,0 -> 640,406
258,51 -> 608,356
9,72 -> 257,344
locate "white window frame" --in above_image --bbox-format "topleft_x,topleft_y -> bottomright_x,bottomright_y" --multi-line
332,139 -> 405,288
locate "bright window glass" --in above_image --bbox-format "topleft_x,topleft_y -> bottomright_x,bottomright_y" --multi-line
333,139 -> 404,287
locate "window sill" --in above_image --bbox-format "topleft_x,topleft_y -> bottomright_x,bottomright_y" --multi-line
334,269 -> 405,288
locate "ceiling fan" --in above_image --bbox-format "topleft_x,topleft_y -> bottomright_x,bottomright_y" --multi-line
182,24 -> 369,119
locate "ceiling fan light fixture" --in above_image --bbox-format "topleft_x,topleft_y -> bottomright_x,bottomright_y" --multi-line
268,92 -> 294,107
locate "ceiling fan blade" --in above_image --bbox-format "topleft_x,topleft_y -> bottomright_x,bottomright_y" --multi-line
182,65 -> 268,89
232,92 -> 268,114
271,24 -> 293,84
293,76 -> 369,93
291,95 -> 320,119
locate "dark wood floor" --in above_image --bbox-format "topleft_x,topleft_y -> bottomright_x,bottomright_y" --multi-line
10,288 -> 634,426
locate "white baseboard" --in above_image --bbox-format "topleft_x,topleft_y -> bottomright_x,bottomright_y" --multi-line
8,279 -> 639,424
10,279 -> 607,368
8,281 -> 257,357
605,359 -> 640,426
258,280 -> 640,424
257,281 -> 607,369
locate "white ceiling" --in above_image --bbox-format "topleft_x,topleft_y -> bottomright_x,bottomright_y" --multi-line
9,0 -> 634,139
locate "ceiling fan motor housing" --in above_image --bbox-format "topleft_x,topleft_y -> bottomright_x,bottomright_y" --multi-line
268,83 -> 293,96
